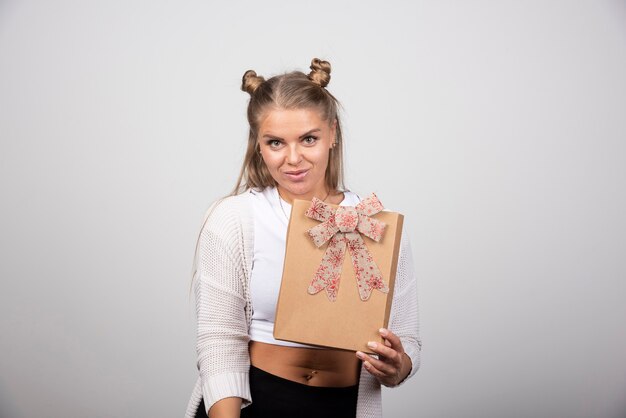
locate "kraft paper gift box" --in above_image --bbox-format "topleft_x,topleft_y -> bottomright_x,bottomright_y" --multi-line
274,193 -> 404,354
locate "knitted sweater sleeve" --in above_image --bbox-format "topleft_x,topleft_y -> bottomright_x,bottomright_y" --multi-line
387,231 -> 422,387
192,198 -> 252,414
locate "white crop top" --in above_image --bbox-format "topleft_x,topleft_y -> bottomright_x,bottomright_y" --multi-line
249,186 -> 362,348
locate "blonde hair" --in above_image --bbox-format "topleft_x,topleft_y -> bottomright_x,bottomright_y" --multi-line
232,57 -> 345,196
189,58 -> 346,296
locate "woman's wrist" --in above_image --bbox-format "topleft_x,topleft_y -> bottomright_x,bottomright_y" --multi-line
396,352 -> 412,386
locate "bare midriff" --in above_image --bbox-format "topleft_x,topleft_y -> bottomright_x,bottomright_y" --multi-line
249,341 -> 361,387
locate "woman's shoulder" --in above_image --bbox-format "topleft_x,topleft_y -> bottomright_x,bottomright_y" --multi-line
209,190 -> 253,210
341,189 -> 385,207
199,190 -> 254,235
341,189 -> 387,204
343,189 -> 398,212
344,188 -> 410,244
341,188 -> 363,205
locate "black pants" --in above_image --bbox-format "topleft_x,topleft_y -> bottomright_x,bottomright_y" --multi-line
195,365 -> 358,418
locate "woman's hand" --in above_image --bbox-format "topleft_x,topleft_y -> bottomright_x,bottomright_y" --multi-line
356,328 -> 412,387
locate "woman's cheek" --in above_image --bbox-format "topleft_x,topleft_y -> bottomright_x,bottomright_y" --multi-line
263,151 -> 284,170
308,146 -> 330,163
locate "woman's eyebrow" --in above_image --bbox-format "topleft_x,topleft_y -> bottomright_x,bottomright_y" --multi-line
262,134 -> 283,140
262,128 -> 321,141
299,128 -> 321,138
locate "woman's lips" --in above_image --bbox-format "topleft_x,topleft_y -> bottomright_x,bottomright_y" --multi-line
284,169 -> 309,182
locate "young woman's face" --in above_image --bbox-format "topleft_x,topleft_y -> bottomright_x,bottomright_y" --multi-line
257,107 -> 336,203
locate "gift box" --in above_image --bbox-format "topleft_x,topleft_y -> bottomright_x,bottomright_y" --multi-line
274,193 -> 404,354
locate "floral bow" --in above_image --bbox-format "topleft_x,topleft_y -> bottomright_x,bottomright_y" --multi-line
305,193 -> 388,302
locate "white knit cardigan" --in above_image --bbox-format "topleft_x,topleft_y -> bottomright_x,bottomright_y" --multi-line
185,190 -> 422,418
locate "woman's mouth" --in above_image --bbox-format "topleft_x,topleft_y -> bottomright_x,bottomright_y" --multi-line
284,169 -> 309,182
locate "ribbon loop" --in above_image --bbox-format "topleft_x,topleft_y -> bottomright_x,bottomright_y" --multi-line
305,193 -> 389,302
356,215 -> 386,242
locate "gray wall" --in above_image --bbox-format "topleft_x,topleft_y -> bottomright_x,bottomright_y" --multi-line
1,1 -> 625,417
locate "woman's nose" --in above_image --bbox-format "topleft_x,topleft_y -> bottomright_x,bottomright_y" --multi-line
286,144 -> 303,165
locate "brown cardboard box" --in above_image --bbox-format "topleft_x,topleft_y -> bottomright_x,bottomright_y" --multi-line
274,196 -> 404,354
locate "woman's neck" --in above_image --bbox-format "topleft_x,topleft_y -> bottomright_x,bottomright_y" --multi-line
276,186 -> 344,205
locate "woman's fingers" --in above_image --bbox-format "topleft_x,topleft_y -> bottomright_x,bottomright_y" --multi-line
363,360 -> 387,379
379,328 -> 404,354
354,328 -> 409,386
356,351 -> 396,375
366,341 -> 400,363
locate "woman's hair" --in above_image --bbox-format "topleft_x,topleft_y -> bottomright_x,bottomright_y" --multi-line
231,57 -> 346,196
189,58 -> 346,297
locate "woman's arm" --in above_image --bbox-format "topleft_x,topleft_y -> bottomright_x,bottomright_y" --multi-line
208,397 -> 243,418
194,201 -> 252,415
385,233 -> 422,385
356,233 -> 422,387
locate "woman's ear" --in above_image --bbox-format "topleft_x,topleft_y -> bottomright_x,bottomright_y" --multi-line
330,119 -> 338,148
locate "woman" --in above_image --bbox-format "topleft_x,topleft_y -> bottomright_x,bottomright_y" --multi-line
185,58 -> 422,418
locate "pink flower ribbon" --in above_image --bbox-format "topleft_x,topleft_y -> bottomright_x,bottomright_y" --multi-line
305,193 -> 388,302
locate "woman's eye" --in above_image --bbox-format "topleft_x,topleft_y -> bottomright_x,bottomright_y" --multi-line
303,136 -> 318,145
267,139 -> 282,148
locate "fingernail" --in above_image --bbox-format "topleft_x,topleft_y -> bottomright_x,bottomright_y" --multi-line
367,341 -> 377,349
356,351 -> 364,359
379,328 -> 387,335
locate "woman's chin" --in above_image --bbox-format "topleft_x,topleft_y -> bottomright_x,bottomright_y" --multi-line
279,183 -> 316,199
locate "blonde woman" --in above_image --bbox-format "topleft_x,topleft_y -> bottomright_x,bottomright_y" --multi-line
185,58 -> 422,418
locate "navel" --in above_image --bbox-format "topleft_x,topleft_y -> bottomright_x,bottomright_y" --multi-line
303,370 -> 318,383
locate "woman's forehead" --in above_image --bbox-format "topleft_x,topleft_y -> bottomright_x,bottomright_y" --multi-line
258,108 -> 331,135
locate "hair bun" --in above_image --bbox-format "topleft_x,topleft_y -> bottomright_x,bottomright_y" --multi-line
308,58 -> 331,88
241,70 -> 265,95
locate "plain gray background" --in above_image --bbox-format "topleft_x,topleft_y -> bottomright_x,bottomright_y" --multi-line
1,1 -> 625,417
